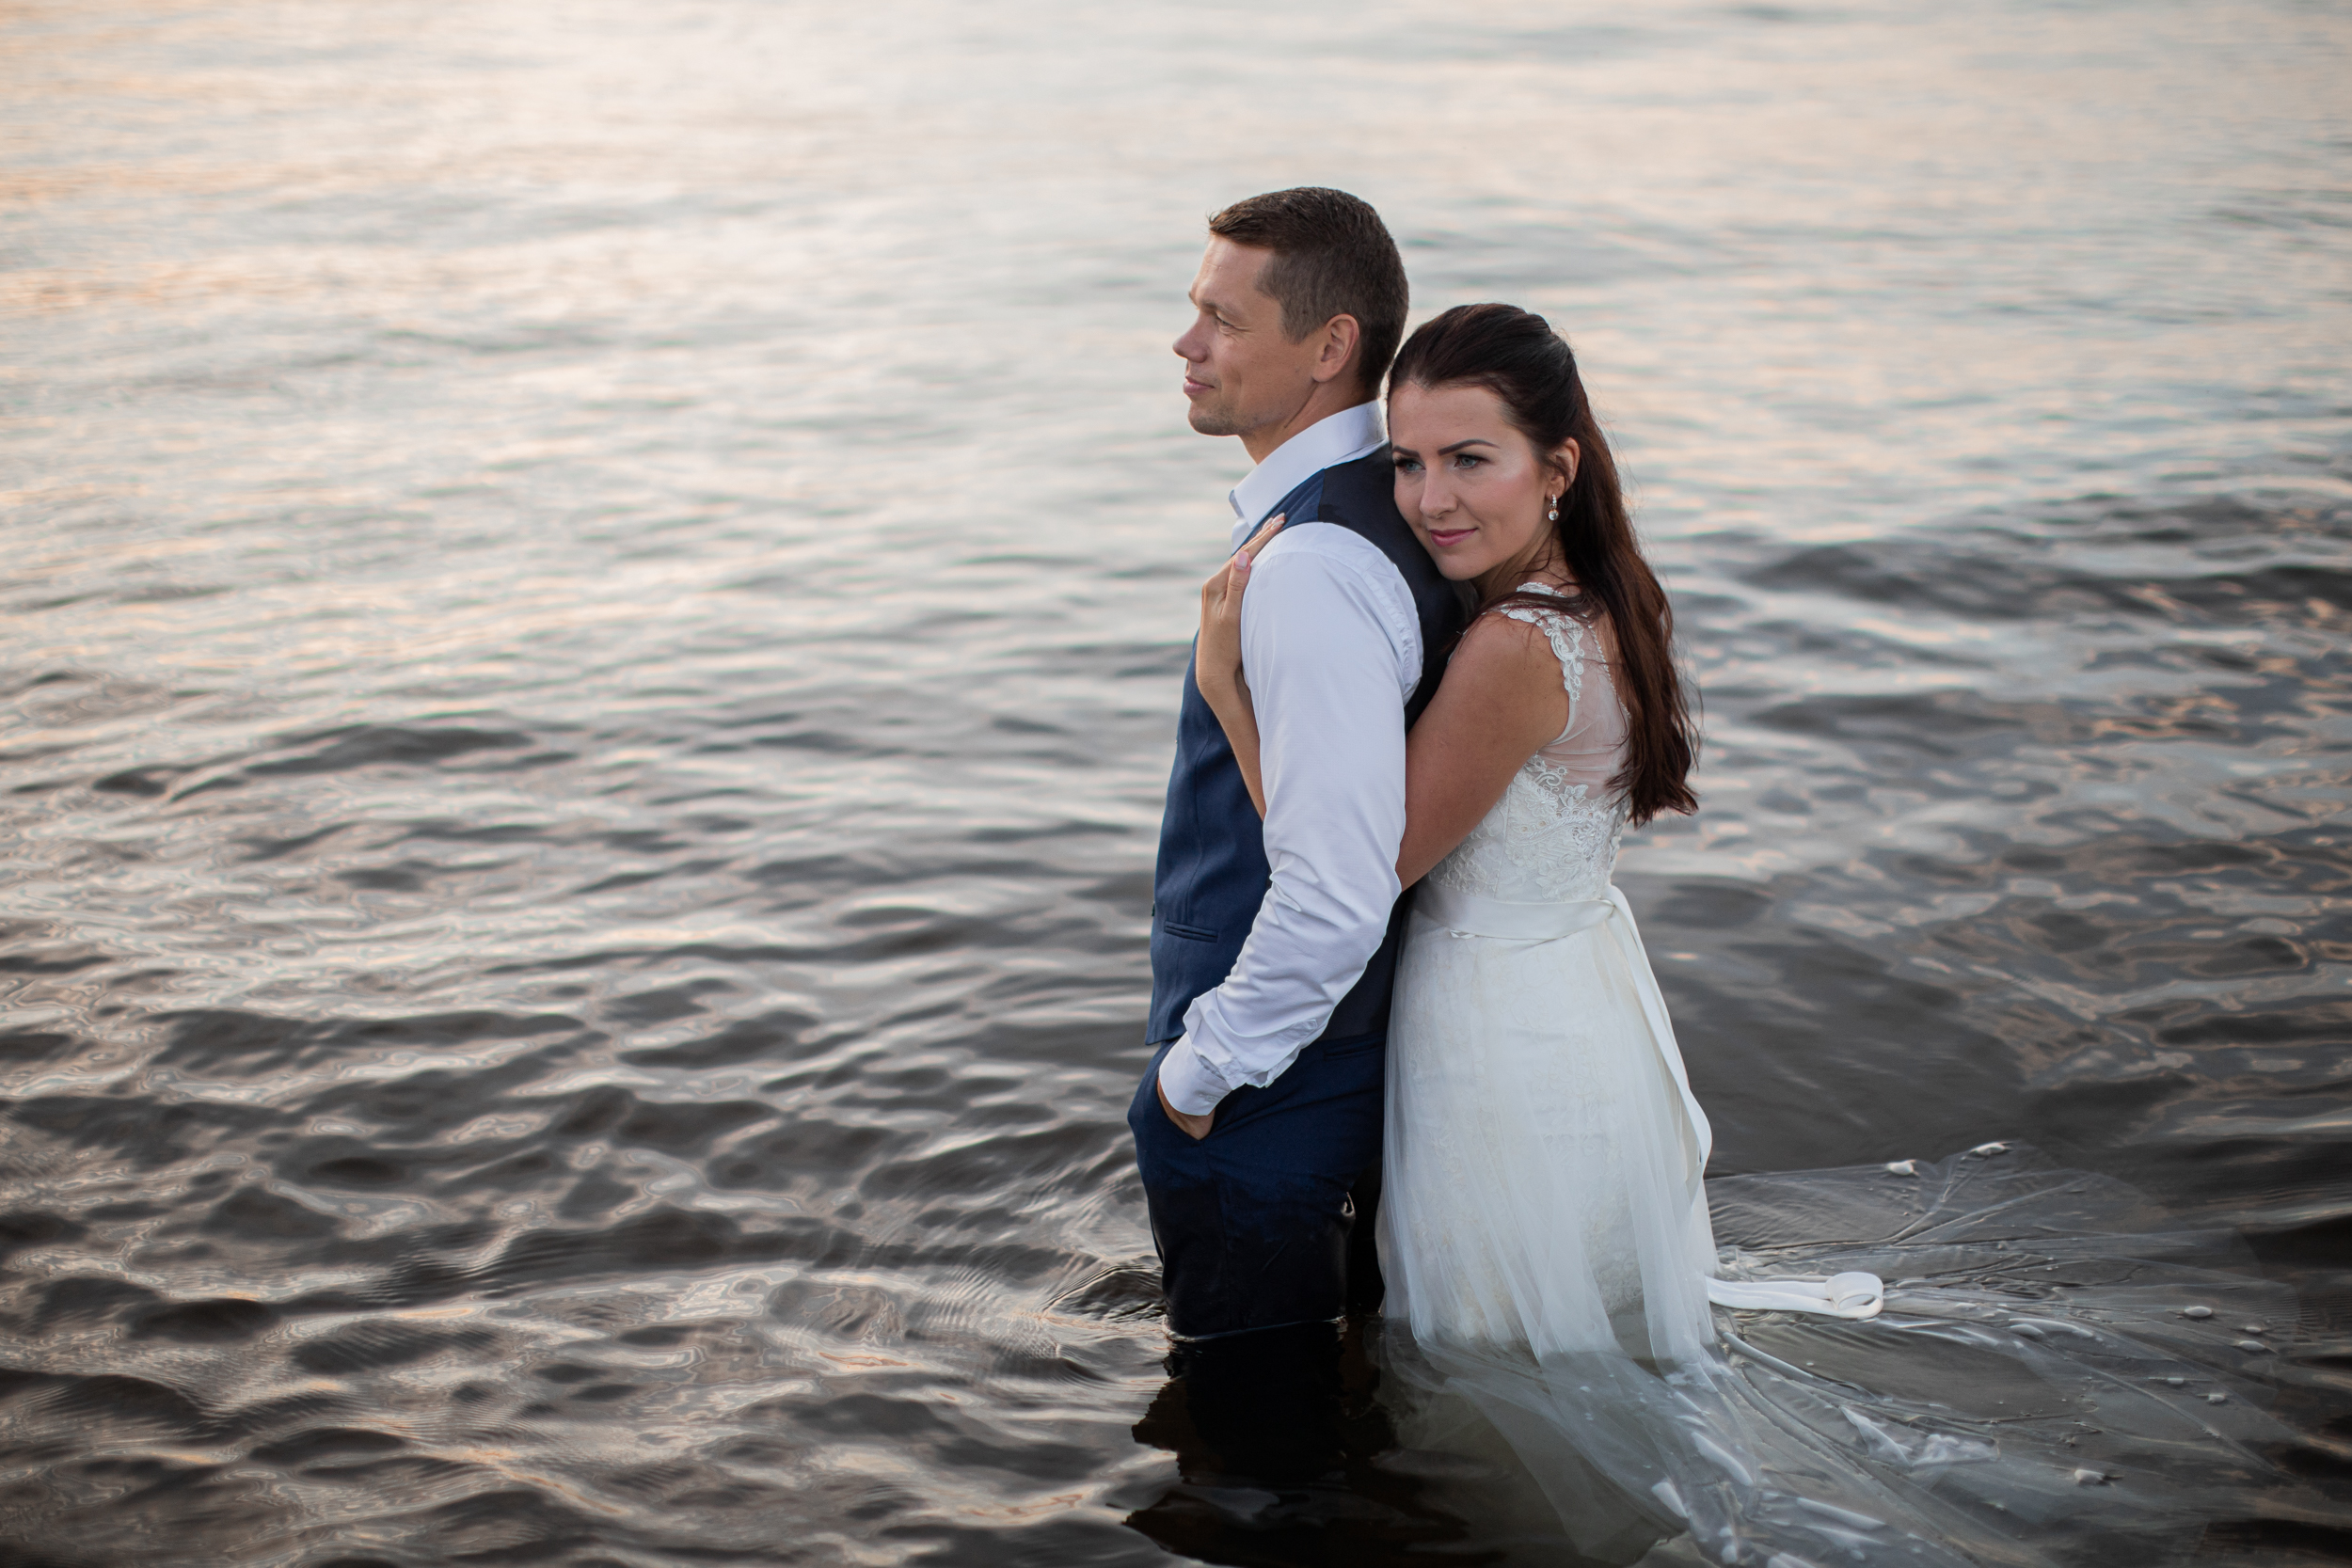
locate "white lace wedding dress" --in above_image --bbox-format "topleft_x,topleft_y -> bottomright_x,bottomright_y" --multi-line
1375,590 -> 2311,1567
1388,589 -> 1876,1358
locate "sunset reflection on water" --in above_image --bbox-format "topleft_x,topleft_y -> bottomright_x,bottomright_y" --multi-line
4,1 -> 2349,1562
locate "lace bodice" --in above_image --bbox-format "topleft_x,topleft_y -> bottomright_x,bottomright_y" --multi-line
1424,587 -> 1629,906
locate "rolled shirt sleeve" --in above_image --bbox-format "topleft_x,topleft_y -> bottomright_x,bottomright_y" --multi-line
1156,527 -> 1422,1116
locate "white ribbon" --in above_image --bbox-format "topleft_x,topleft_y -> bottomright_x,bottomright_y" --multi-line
1413,881 -> 1615,941
1707,1271 -> 1885,1320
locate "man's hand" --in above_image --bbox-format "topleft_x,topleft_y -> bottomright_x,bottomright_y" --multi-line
1156,1077 -> 1215,1141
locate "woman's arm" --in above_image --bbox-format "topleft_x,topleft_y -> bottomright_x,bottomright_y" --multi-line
1194,516 -> 1283,817
1395,614 -> 1573,887
1199,534 -> 1570,874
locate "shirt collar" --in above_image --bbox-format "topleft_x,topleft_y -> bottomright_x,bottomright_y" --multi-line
1227,401 -> 1387,541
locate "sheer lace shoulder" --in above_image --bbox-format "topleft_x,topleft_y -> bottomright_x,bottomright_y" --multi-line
1496,583 -> 1586,725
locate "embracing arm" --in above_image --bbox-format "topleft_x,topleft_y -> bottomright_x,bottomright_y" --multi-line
1200,556 -> 1571,884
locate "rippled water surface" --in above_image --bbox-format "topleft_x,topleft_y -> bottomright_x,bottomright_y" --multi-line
5,1 -> 2351,1562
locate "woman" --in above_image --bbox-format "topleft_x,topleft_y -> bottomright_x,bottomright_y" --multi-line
1190,306 -> 2297,1566
1196,302 -> 1875,1354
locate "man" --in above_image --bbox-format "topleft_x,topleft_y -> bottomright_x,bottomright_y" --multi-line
1127,188 -> 1468,1341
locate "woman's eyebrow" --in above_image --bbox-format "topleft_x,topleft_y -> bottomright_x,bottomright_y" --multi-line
1437,437 -> 1500,455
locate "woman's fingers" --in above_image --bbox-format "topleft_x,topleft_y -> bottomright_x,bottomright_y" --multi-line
1223,513 -> 1283,599
1218,557 -> 1250,617
1237,513 -> 1285,567
1200,514 -> 1281,642
1201,562 -> 1238,621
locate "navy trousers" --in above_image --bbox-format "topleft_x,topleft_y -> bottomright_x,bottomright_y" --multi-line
1127,1031 -> 1387,1339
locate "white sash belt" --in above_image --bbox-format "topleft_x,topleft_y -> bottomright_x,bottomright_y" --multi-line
1414,881 -> 1615,942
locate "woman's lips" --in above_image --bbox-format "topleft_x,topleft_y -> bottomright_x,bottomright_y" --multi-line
1428,527 -> 1475,546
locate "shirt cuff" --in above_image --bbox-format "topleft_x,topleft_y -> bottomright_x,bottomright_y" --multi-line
1156,1037 -> 1229,1117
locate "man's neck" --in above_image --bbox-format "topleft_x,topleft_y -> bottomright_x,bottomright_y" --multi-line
1240,383 -> 1370,465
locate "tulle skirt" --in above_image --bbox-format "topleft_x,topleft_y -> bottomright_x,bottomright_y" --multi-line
1383,890 -> 1719,1365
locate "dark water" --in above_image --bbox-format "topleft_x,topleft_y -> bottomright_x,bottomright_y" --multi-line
4,1 -> 2349,1562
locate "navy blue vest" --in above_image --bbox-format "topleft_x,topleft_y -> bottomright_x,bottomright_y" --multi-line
1148,448 -> 1470,1047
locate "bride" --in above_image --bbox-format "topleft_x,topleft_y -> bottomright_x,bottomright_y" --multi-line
1191,304 -> 2304,1565
1197,300 -> 1869,1350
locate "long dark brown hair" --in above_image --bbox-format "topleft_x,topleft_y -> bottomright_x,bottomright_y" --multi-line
1390,303 -> 1698,825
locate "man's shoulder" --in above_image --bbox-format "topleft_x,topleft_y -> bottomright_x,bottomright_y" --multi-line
1247,526 -> 1419,671
1311,447 -> 1403,525
1253,518 -> 1397,584
1294,447 -> 1442,596
1259,450 -> 1404,577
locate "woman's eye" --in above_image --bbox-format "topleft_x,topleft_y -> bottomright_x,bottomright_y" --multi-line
1454,453 -> 1484,468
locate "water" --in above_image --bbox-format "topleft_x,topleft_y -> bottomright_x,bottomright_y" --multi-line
3,0 -> 2348,1561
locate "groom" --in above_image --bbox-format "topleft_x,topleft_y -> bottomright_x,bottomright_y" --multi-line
1128,188 -> 1467,1341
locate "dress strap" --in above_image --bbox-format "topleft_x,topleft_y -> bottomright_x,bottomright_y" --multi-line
1496,584 -> 1586,702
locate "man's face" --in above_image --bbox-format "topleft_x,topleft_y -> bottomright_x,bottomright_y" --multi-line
1172,238 -> 1320,439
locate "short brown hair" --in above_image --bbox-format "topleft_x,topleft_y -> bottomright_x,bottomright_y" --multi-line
1208,187 -> 1407,401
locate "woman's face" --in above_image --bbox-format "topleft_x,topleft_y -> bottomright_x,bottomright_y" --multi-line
1388,379 -> 1575,587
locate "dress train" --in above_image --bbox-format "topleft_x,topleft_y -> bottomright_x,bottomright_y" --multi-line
1378,887 -> 2309,1565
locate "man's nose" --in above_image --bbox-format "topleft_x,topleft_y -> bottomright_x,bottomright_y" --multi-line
1172,318 -> 1209,362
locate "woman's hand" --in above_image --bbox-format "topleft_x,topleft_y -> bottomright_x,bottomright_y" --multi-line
1195,515 -> 1282,817
1196,515 -> 1284,705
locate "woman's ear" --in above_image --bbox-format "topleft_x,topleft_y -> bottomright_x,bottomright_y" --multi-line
1550,437 -> 1581,494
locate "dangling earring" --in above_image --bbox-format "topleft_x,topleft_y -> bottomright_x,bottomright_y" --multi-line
1546,496 -> 1560,522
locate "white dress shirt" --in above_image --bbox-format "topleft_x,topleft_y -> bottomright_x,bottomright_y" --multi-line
1157,401 -> 1425,1116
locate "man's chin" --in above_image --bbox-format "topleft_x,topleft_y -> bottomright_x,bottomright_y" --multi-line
1185,404 -> 1247,438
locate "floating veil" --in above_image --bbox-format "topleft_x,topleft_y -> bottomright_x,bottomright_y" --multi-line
1381,1142 -> 2313,1567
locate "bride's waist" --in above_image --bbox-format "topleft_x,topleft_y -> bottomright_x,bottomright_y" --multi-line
1411,880 -> 1618,941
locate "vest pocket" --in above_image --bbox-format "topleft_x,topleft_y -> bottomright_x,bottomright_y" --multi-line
1158,919 -> 1218,942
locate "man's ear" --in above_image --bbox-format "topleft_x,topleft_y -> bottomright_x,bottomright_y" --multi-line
1307,313 -> 1362,387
